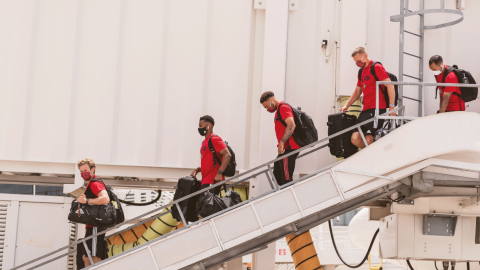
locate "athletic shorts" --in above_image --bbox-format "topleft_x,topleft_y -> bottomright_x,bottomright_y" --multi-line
355,108 -> 386,136
83,227 -> 108,260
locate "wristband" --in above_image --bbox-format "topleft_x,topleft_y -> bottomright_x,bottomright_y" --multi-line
86,198 -> 89,205
218,170 -> 223,175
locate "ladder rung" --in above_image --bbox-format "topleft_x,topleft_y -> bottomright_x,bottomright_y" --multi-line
406,9 -> 422,16
404,96 -> 421,103
403,74 -> 421,81
403,52 -> 422,59
404,31 -> 422,38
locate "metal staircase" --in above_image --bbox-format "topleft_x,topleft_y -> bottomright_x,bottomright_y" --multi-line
12,109 -> 480,270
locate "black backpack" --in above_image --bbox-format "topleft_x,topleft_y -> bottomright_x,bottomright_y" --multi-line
358,61 -> 399,106
208,135 -> 237,177
277,103 -> 318,147
435,65 -> 478,102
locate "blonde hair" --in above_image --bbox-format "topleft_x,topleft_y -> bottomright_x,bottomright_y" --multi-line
351,47 -> 367,57
77,158 -> 96,170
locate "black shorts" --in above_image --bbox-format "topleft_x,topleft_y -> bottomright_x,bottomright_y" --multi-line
355,108 -> 386,136
83,227 -> 108,260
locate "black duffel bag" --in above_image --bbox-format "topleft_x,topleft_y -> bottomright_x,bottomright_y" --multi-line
196,185 -> 242,218
220,187 -> 243,207
68,200 -> 117,227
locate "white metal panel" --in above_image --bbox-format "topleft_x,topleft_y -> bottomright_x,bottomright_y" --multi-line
337,0 -> 367,96
292,172 -> 339,211
284,0 -> 341,173
222,228 -> 263,250
92,247 -> 158,270
461,216 -> 480,261
413,214 -> 462,260
378,214 -> 398,259
0,0 -> 254,171
397,214 -> 415,259
253,189 -> 301,227
161,246 -> 224,270
343,179 -> 392,201
150,223 -> 221,269
302,196 -> 342,217
213,205 -> 262,244
13,202 -> 70,270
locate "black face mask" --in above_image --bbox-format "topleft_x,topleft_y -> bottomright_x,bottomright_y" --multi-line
198,126 -> 208,136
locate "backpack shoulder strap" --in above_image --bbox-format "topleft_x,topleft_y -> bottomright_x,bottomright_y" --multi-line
89,177 -> 103,186
89,178 -> 111,199
276,103 -> 288,127
208,135 -> 222,167
443,66 -> 462,98
370,61 -> 380,82
442,66 -> 454,84
357,68 -> 364,82
437,66 -> 457,99
370,62 -> 389,97
434,72 -> 441,99
93,178 -> 110,192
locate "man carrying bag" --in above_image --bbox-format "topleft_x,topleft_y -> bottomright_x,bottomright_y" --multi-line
74,158 -> 110,267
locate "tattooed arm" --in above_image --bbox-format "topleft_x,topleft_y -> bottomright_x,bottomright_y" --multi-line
439,91 -> 452,113
278,117 -> 296,154
281,117 -> 296,143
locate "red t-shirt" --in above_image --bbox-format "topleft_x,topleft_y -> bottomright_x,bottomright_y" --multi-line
357,61 -> 390,111
85,177 -> 106,228
200,134 -> 227,185
275,102 -> 301,150
436,65 -> 465,112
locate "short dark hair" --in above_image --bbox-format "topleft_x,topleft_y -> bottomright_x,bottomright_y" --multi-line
199,115 -> 215,126
429,55 -> 443,66
260,91 -> 275,103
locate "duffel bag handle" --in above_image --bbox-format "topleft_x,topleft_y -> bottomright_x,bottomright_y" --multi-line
221,184 -> 232,197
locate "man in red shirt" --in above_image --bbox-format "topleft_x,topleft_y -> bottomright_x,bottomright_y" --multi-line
191,115 -> 232,193
260,91 -> 300,186
429,55 -> 465,113
76,158 -> 110,267
341,47 -> 396,149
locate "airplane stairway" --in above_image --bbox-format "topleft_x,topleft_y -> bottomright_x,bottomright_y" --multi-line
14,112 -> 480,270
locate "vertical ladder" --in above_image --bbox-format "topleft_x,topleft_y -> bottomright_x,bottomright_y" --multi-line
398,0 -> 425,117
393,0 -> 464,118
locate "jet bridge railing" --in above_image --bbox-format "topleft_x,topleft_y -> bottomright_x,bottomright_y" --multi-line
375,81 -> 480,128
13,106 -> 405,270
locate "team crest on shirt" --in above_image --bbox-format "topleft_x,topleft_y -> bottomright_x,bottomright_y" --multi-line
362,75 -> 371,82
